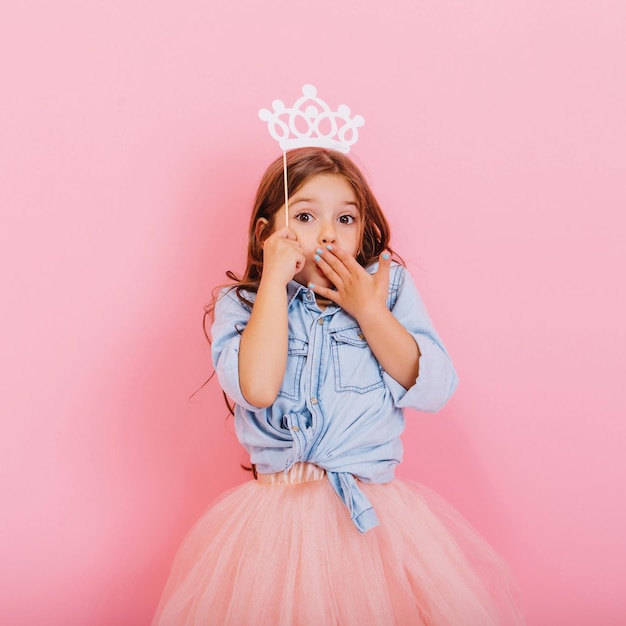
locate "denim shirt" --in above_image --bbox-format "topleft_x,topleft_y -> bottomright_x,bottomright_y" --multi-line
211,263 -> 458,533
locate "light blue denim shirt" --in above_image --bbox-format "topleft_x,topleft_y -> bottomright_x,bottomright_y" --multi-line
211,263 -> 458,533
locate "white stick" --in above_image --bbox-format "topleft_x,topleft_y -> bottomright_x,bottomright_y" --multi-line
283,151 -> 289,228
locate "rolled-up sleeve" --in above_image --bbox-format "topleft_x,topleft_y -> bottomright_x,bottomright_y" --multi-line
382,266 -> 458,412
210,289 -> 261,412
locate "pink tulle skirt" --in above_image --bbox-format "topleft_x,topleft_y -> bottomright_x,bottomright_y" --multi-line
152,464 -> 524,625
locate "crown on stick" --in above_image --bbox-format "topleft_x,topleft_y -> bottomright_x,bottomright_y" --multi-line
258,84 -> 365,154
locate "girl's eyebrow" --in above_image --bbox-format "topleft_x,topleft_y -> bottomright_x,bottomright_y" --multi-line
289,197 -> 314,206
290,197 -> 358,207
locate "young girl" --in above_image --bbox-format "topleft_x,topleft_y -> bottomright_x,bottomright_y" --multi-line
153,148 -> 524,625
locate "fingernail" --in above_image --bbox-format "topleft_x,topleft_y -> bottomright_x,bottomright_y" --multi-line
325,244 -> 333,251
382,252 -> 390,260
315,248 -> 323,255
314,254 -> 321,262
308,282 -> 315,289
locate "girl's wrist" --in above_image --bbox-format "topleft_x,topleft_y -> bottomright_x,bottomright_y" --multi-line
258,272 -> 290,294
354,301 -> 390,329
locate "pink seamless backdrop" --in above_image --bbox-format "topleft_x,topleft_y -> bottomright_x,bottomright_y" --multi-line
1,1 -> 625,624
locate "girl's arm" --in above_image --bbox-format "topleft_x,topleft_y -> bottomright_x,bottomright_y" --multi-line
310,246 -> 419,390
238,227 -> 305,407
353,301 -> 420,391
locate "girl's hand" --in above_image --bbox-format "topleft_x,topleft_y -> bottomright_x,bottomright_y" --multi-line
313,247 -> 419,389
261,227 -> 306,287
311,246 -> 391,319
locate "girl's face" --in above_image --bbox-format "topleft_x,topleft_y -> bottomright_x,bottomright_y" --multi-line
274,174 -> 362,289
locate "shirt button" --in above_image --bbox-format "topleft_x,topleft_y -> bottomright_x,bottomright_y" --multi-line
306,292 -> 313,300
291,425 -> 300,432
317,318 -> 324,325
311,397 -> 318,405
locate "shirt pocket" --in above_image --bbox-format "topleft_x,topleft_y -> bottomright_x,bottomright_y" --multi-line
277,336 -> 309,401
330,326 -> 384,393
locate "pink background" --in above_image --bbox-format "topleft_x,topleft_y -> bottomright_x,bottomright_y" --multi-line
1,1 -> 625,624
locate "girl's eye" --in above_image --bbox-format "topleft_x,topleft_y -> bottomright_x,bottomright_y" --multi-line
338,214 -> 356,225
295,212 -> 313,222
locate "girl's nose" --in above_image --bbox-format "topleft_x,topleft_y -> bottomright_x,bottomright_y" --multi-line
320,222 -> 336,244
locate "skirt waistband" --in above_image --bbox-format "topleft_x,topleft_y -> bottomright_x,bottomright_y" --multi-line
257,462 -> 326,485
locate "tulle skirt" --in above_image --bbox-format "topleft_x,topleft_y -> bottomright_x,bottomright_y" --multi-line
152,463 -> 524,625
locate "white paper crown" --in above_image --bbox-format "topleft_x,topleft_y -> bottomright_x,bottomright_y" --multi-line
258,84 -> 364,154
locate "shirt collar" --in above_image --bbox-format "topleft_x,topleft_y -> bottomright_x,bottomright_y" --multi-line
286,280 -> 306,306
287,280 -> 344,313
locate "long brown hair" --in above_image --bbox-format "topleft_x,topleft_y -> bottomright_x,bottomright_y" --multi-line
212,147 -> 397,312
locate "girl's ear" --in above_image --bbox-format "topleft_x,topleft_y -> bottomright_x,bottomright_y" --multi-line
254,217 -> 270,243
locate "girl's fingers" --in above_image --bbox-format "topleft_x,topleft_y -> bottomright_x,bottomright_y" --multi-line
309,283 -> 341,305
323,244 -> 359,265
313,250 -> 343,288
376,251 -> 391,282
315,245 -> 359,279
262,231 -> 305,283
312,248 -> 391,313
